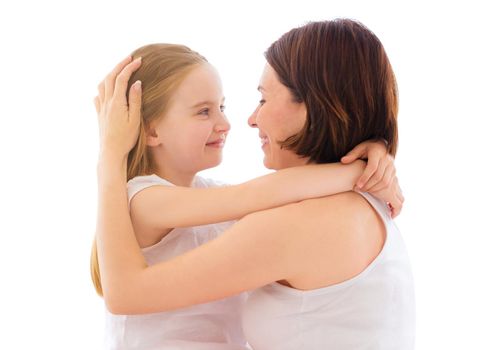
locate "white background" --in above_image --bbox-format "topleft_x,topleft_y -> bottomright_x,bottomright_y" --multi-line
1,0 -> 500,349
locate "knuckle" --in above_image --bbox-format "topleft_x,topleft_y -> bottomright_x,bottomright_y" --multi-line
116,71 -> 129,84
382,178 -> 391,187
105,72 -> 114,82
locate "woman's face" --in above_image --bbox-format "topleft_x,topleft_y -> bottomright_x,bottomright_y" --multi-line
248,63 -> 309,170
149,63 -> 230,174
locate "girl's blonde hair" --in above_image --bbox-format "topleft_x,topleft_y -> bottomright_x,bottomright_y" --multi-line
91,44 -> 207,296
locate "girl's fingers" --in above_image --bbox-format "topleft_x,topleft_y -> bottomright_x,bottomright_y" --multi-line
363,163 -> 388,192
397,191 -> 405,203
367,167 -> 395,192
113,57 -> 142,102
341,143 -> 368,164
391,200 -> 402,218
392,181 -> 404,218
396,184 -> 405,204
104,55 -> 133,102
357,156 -> 380,189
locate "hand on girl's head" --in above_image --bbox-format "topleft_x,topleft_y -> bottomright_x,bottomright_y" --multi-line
95,56 -> 143,159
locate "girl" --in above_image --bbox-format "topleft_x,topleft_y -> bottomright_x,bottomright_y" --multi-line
93,39 -> 404,349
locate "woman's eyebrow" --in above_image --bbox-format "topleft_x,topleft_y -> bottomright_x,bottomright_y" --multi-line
257,86 -> 266,92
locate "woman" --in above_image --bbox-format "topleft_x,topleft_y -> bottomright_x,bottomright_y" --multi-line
92,43 -> 398,349
95,19 -> 414,349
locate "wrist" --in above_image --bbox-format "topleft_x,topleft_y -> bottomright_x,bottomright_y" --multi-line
97,153 -> 127,178
98,150 -> 127,167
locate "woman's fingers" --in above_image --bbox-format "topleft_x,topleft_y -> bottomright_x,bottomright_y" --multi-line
128,80 -> 142,126
97,81 -> 105,106
94,96 -> 101,114
103,55 -> 133,102
113,57 -> 142,102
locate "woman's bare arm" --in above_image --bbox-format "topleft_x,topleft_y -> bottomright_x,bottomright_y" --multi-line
98,158 -> 303,314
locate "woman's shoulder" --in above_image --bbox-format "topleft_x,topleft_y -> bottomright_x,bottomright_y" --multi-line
272,191 -> 374,225
250,192 -> 384,255
250,192 -> 386,290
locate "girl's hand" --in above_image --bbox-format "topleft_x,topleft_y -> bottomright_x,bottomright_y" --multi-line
367,176 -> 404,218
341,140 -> 404,217
94,56 -> 143,162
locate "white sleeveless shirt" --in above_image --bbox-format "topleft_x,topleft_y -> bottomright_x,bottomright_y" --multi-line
104,174 -> 249,350
241,192 -> 415,350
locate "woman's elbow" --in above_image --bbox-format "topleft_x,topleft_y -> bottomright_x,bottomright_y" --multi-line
103,287 -> 142,315
104,292 -> 130,315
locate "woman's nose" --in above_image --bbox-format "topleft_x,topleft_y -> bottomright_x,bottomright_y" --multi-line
248,110 -> 258,128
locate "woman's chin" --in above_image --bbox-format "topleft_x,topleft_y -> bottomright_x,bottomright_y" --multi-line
263,156 -> 277,170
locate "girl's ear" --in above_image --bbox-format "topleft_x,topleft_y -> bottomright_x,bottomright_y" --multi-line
146,125 -> 160,147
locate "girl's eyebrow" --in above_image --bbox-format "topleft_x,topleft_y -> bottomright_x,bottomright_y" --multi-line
191,101 -> 211,108
257,86 -> 265,91
191,97 -> 225,109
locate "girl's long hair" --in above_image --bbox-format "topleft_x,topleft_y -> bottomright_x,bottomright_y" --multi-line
91,44 -> 207,296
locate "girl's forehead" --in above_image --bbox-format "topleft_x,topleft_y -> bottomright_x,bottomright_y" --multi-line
171,66 -> 223,105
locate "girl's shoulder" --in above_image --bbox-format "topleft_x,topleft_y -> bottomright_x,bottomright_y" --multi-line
127,174 -> 174,202
193,176 -> 229,189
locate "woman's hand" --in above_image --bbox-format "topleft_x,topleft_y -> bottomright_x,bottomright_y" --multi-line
94,56 -> 143,162
341,140 -> 404,217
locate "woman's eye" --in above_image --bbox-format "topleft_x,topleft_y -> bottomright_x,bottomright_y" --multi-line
220,105 -> 226,112
259,99 -> 266,106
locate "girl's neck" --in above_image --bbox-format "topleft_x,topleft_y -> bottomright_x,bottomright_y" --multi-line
152,166 -> 196,187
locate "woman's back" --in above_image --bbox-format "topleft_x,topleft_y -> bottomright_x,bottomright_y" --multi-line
242,192 -> 415,349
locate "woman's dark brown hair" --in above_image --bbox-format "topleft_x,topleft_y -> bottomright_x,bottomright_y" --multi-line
265,19 -> 398,163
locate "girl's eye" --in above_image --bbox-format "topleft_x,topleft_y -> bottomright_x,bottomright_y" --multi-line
259,99 -> 266,106
198,108 -> 210,116
220,105 -> 226,112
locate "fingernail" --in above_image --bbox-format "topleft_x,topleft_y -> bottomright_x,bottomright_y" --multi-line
134,80 -> 142,91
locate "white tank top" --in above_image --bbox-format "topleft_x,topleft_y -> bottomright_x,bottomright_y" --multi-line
241,192 -> 415,350
104,174 -> 249,350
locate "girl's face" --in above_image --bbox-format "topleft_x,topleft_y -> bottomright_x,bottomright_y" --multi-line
148,63 -> 230,175
248,63 -> 309,170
